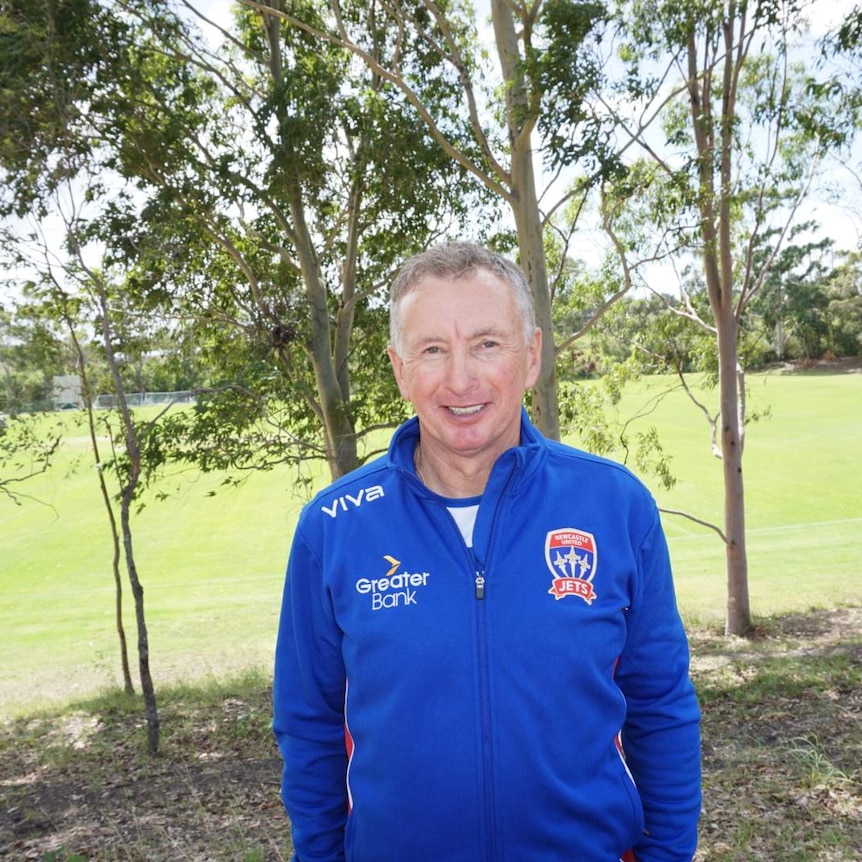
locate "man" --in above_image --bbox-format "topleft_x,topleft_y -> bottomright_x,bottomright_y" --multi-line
273,242 -> 701,861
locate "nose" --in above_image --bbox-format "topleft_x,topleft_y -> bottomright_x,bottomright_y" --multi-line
445,347 -> 479,394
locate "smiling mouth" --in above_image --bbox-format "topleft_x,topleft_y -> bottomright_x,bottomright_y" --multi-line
448,404 -> 484,416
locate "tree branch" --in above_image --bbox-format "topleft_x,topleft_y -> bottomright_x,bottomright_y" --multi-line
659,507 -> 728,543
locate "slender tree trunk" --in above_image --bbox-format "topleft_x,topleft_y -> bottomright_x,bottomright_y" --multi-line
263,1 -> 359,480
511,166 -> 560,441
491,0 -> 560,440
715,12 -> 752,637
288,173 -> 360,479
686,15 -> 752,637
120,492 -> 160,752
67,318 -> 134,694
716,313 -> 752,635
112,502 -> 135,695
97,285 -> 160,752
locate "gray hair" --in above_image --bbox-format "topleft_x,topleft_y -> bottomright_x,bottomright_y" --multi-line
389,242 -> 536,354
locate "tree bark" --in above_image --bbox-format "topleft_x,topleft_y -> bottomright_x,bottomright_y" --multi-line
716,312 -> 752,636
97,285 -> 160,752
262,1 -> 359,479
120,496 -> 160,752
491,0 -> 560,439
67,317 -> 135,695
687,15 -> 752,636
286,168 -> 360,479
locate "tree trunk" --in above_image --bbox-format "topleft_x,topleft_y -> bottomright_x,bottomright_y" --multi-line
121,495 -> 160,752
686,15 -> 753,637
66,311 -> 134,694
263,1 -> 359,480
97,285 -> 160,752
511,157 -> 560,441
716,313 -> 752,636
83,362 -> 135,694
491,0 -> 560,440
289,179 -> 360,480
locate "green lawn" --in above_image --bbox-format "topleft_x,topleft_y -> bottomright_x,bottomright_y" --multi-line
604,369 -> 862,620
1,368 -> 860,715
1,413 -> 309,715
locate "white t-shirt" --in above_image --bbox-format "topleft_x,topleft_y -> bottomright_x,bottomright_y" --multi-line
446,502 -> 480,548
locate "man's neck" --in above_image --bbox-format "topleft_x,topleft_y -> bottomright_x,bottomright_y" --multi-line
414,443 -> 502,498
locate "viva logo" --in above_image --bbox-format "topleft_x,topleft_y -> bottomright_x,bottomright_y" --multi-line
321,485 -> 385,518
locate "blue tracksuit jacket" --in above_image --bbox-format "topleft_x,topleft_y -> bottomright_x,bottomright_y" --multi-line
273,410 -> 701,861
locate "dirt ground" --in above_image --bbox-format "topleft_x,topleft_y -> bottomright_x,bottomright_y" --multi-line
767,355 -> 862,373
1,606 -> 860,861
690,607 -> 862,861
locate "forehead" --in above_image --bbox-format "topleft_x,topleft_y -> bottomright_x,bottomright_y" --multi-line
401,270 -> 516,318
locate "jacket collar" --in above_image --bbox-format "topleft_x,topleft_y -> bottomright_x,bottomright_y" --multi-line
388,406 -> 546,491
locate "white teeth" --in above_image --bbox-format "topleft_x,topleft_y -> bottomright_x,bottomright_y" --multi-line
449,405 -> 483,416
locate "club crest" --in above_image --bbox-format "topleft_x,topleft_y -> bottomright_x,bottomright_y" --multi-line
544,528 -> 598,604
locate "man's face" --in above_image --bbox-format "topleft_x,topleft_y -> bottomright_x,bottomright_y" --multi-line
387,268 -> 541,469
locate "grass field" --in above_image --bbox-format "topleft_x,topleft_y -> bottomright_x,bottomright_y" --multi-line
606,366 -> 862,620
1,366 -> 860,716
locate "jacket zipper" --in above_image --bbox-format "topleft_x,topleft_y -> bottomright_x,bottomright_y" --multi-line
418,453 -> 519,861
472,553 -> 496,861
475,570 -> 485,599
471,461 -> 517,862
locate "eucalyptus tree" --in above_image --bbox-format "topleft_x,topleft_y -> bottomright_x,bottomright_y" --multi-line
90,267 -> 162,751
0,293 -> 69,412
0,0 -> 112,218
1,0 -> 180,747
598,0 -> 861,635
97,0 -> 489,481
825,251 -> 862,357
0,412 -> 62,504
0,247 -> 155,742
2,0 -> 484,743
237,0 -> 616,440
12,205 -> 164,748
747,227 -> 835,362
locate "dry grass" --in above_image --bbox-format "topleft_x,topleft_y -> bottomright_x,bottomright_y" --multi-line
691,607 -> 862,861
1,609 -> 860,862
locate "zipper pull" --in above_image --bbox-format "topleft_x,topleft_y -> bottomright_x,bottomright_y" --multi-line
475,571 -> 485,600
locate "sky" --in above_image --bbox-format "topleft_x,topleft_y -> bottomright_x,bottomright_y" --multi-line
4,0 -> 860,310
183,0 -> 862,235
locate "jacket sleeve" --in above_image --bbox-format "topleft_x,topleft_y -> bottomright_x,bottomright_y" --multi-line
273,524 -> 348,862
615,511 -> 702,862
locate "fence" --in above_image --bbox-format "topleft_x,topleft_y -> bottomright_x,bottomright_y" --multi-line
93,391 -> 197,409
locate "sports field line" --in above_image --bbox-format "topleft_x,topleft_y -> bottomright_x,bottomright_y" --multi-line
667,515 -> 862,542
3,571 -> 284,602
746,516 -> 862,534
0,499 -> 61,526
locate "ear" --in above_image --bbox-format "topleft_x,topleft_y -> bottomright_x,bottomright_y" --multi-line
524,327 -> 542,389
387,345 -> 411,401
